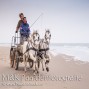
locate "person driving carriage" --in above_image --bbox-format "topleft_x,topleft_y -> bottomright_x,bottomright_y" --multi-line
20,17 -> 30,44
16,13 -> 24,33
15,13 -> 30,44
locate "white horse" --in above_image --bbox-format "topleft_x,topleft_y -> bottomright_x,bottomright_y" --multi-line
38,29 -> 51,72
22,30 -> 40,74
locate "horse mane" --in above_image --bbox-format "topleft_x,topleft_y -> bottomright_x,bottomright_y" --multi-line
31,30 -> 38,37
46,29 -> 50,33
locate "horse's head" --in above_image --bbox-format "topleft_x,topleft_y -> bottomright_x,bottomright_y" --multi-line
45,29 -> 51,44
31,30 -> 40,49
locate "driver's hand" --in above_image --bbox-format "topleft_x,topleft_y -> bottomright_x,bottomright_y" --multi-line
15,31 -> 18,33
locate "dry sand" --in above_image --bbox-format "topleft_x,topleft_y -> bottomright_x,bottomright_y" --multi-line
0,46 -> 89,89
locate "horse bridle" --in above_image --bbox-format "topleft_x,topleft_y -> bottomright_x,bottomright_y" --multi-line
33,32 -> 40,45
45,31 -> 51,41
23,32 -> 40,55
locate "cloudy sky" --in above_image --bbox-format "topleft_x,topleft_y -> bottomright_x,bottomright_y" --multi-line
0,0 -> 89,43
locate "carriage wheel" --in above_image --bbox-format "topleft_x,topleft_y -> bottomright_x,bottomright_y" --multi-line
14,51 -> 19,70
10,48 -> 14,68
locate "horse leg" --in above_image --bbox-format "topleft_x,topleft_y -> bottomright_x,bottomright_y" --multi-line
45,54 -> 51,72
29,53 -> 37,74
23,55 -> 27,73
41,58 -> 45,71
36,59 -> 39,74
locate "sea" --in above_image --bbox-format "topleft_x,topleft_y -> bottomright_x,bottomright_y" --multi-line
50,43 -> 89,62
0,43 -> 89,62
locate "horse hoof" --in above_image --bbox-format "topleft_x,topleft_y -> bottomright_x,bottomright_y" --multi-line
43,68 -> 44,71
46,67 -> 49,72
33,72 -> 36,76
33,70 -> 36,75
37,71 -> 39,74
27,68 -> 29,69
45,60 -> 49,64
25,70 -> 27,73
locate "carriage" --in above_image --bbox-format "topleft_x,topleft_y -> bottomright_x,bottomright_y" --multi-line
10,30 -> 51,74
10,32 -> 33,70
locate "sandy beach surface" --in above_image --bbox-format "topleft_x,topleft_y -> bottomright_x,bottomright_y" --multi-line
0,46 -> 89,89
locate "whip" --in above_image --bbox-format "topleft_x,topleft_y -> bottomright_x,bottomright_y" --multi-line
30,13 -> 43,28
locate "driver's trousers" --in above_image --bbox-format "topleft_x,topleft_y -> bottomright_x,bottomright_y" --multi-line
20,35 -> 28,45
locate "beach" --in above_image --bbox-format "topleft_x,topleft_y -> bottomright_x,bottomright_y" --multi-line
0,46 -> 89,89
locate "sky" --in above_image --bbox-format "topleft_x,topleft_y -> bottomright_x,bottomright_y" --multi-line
0,0 -> 89,43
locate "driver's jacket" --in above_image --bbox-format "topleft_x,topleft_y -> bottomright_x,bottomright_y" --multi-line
20,23 -> 30,37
